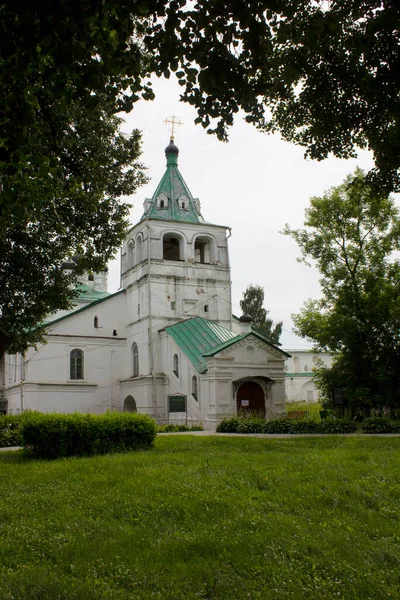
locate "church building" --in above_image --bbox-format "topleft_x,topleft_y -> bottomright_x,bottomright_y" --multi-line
2,139 -> 289,429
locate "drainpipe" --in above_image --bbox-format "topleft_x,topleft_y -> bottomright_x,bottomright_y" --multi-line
147,224 -> 157,419
226,227 -> 233,329
20,354 -> 25,413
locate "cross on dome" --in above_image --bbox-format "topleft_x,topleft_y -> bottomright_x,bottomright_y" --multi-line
164,114 -> 183,141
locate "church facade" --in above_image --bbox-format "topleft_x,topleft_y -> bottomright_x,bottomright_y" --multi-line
1,140 -> 289,429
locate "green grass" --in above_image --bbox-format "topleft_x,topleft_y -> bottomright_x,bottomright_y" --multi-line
1,436 -> 400,599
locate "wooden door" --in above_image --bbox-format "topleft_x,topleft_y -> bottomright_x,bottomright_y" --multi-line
237,381 -> 265,415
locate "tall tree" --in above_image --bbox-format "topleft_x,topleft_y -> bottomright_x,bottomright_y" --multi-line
240,284 -> 283,344
283,169 -> 400,416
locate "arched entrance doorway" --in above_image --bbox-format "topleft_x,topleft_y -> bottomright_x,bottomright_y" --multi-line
123,395 -> 137,413
237,381 -> 265,415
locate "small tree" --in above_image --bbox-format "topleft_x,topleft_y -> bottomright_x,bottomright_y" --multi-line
240,284 -> 283,344
283,168 -> 400,416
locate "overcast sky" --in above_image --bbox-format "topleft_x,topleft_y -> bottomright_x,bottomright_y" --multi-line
107,76 -> 376,348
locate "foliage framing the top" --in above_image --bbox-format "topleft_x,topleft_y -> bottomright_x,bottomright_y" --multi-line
1,0 -> 399,350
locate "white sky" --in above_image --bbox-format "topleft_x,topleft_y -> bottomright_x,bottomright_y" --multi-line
107,76 -> 375,348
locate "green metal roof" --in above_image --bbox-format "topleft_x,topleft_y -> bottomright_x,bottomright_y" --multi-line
165,316 -> 290,373
165,316 -> 237,373
141,139 -> 204,224
75,283 -> 110,303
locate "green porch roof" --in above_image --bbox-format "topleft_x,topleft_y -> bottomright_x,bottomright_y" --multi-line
141,139 -> 204,224
165,317 -> 237,373
165,316 -> 290,373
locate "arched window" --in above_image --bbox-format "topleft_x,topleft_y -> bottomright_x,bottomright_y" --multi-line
178,194 -> 189,210
136,235 -> 143,263
163,235 -> 182,261
304,365 -> 309,372
192,375 -> 198,400
293,356 -> 300,374
127,241 -> 134,268
94,316 -> 99,328
132,342 -> 139,377
70,349 -> 84,379
157,193 -> 168,209
194,236 -> 216,264
123,395 -> 137,413
173,354 -> 179,377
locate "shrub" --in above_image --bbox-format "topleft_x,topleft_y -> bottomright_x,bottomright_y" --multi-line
391,421 -> 400,433
216,418 -> 241,433
361,417 -> 394,434
20,412 -> 157,459
236,418 -> 266,434
0,414 -> 23,447
319,419 -> 357,434
288,420 -> 321,434
262,419 -> 291,434
157,424 -> 203,433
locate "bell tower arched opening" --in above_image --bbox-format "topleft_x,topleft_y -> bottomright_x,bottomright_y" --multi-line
163,234 -> 184,261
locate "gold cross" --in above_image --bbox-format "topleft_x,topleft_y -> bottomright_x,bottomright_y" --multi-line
164,114 -> 183,141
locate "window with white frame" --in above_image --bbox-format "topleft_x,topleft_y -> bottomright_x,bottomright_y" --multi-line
70,349 -> 84,380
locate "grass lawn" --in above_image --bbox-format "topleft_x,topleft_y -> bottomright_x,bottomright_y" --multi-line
1,436 -> 400,599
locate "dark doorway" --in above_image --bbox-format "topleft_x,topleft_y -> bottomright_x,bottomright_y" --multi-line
237,381 -> 265,415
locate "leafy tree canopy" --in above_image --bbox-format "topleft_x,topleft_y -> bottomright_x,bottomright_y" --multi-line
283,169 -> 400,415
2,0 -> 399,351
240,284 -> 283,344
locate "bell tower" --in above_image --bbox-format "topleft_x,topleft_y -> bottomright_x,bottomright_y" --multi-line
121,139 -> 232,332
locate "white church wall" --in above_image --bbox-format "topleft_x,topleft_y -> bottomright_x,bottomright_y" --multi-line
4,293 -> 127,415
284,350 -> 332,403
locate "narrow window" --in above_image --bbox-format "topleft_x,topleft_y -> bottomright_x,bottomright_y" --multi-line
192,375 -> 198,400
173,354 -> 179,377
88,273 -> 94,281
293,357 -> 300,374
304,365 -> 309,372
70,349 -> 84,380
160,200 -> 165,208
181,201 -> 186,209
136,236 -> 143,263
127,241 -> 134,268
94,316 -> 99,328
203,305 -> 209,313
132,342 -> 139,377
171,301 -> 176,311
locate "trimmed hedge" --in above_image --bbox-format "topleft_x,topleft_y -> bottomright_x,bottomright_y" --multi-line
20,412 -> 157,459
319,419 -> 357,434
216,416 -> 358,434
157,424 -> 203,433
